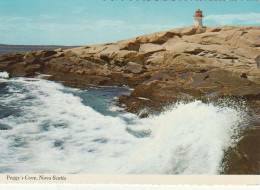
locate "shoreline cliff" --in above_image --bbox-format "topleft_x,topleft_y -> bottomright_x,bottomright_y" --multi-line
0,26 -> 259,174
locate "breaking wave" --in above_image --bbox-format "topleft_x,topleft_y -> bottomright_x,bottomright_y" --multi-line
0,77 -> 246,174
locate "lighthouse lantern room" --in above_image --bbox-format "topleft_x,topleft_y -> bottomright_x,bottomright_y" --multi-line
194,9 -> 203,27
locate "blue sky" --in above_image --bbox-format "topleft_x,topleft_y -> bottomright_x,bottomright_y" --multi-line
0,0 -> 259,45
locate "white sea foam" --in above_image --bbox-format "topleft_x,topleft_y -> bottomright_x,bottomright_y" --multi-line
0,78 -> 246,174
0,71 -> 9,79
108,105 -> 125,112
35,73 -> 52,79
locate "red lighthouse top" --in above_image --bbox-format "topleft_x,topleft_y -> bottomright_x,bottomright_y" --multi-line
194,9 -> 203,17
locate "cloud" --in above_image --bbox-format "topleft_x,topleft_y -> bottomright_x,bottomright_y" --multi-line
71,7 -> 86,14
95,19 -> 183,32
96,19 -> 125,27
0,15 -> 184,45
134,24 -> 184,32
8,16 -> 30,21
0,15 -> 31,31
205,13 -> 260,26
0,15 -> 31,24
39,15 -> 56,20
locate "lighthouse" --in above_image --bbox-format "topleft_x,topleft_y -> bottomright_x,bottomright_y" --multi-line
194,9 -> 203,27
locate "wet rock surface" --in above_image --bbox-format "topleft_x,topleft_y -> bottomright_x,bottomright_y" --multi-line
0,26 -> 260,174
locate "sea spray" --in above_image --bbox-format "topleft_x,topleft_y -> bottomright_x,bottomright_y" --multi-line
122,101 -> 246,174
0,77 -> 247,174
0,71 -> 9,79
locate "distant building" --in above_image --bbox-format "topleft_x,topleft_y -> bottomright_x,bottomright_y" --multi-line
194,9 -> 203,27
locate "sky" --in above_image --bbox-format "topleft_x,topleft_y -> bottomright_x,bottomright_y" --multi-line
0,0 -> 259,45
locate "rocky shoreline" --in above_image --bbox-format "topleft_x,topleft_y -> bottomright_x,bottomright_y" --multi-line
0,26 -> 259,174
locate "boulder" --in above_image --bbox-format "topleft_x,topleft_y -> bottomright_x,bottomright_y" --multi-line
238,29 -> 260,47
139,43 -> 165,54
136,31 -> 175,44
125,62 -> 145,74
170,26 -> 199,36
0,52 -> 24,68
118,39 -> 140,51
164,40 -> 202,54
145,51 -> 165,66
24,50 -> 57,65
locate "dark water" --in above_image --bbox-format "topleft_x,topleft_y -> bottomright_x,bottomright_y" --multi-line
0,44 -> 79,56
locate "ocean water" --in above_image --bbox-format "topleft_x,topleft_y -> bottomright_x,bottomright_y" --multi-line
0,44 -> 78,56
0,72 -> 247,174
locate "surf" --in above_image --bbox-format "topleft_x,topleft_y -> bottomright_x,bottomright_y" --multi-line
0,76 -> 246,174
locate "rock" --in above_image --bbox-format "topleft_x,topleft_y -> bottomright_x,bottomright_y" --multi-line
171,26 -> 199,36
136,31 -> 175,44
0,53 -> 28,77
0,52 -> 24,68
98,45 -> 120,60
163,53 -> 217,72
117,95 -> 164,117
130,80 -> 169,102
206,27 -> 222,33
139,43 -> 165,54
0,123 -> 12,130
1,26 -> 259,100
118,39 -> 140,51
125,62 -> 145,74
238,29 -> 260,47
0,52 -> 23,62
24,50 -> 57,65
24,51 -> 38,65
1,26 -> 259,91
235,47 -> 260,59
221,124 -> 260,174
82,44 -> 108,54
112,51 -> 137,66
145,71 -> 171,83
164,40 -> 202,53
55,48 -> 62,52
145,51 -> 165,66
24,64 -> 41,72
255,55 -> 260,68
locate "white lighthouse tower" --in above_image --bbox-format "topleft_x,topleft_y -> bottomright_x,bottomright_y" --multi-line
194,9 -> 203,27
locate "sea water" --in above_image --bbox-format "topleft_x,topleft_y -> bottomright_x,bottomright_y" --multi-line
0,73 -> 246,174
